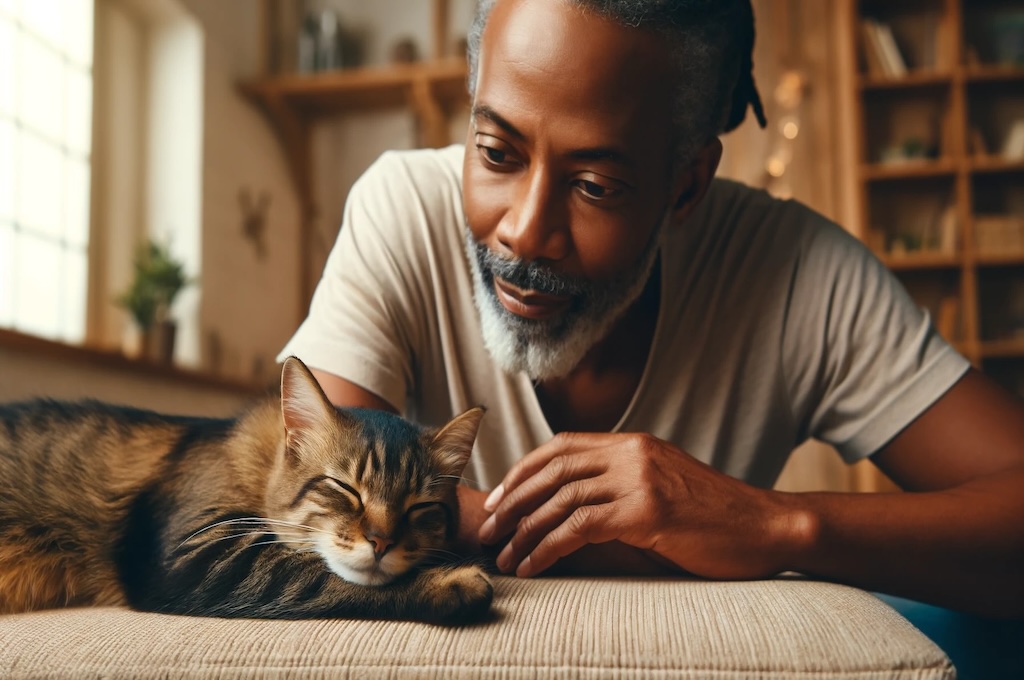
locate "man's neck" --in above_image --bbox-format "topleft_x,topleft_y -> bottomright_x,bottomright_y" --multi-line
535,261 -> 661,433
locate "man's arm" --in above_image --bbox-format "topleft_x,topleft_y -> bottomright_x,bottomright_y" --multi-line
480,369 -> 1024,619
786,368 -> 1024,618
311,370 -> 399,413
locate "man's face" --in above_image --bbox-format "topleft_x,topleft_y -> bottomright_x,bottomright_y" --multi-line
462,0 -> 680,379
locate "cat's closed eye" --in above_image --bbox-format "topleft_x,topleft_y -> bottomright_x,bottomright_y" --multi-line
323,477 -> 363,509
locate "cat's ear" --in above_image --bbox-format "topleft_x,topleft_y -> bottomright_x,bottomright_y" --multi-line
430,406 -> 485,476
280,356 -> 336,451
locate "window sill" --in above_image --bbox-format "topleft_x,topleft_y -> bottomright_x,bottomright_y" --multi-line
0,328 -> 266,396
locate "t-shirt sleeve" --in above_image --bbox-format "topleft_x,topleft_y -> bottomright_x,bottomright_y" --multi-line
781,207 -> 970,463
276,152 -> 432,411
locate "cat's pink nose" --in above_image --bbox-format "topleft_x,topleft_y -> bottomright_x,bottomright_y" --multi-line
365,533 -> 394,557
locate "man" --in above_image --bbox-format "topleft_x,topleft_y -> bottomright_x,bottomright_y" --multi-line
279,0 -> 1024,619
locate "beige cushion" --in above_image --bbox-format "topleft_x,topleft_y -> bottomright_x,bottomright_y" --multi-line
0,577 -> 953,679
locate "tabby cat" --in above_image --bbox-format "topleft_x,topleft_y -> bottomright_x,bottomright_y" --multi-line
0,356 -> 492,625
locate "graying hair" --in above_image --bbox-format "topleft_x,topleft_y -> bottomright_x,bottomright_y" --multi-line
465,0 -> 766,163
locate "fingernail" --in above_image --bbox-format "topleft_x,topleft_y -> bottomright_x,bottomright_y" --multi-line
484,484 -> 504,511
479,514 -> 496,543
496,544 -> 513,573
516,556 -> 533,578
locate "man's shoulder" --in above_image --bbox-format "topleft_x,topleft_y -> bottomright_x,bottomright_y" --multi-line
698,178 -> 856,252
348,145 -> 465,233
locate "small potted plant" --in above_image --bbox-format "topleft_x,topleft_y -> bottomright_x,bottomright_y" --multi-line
116,239 -> 191,364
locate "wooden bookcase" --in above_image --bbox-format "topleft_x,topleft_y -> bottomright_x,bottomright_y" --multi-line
845,0 -> 1024,402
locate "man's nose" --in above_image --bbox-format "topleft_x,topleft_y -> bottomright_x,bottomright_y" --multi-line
496,167 -> 570,263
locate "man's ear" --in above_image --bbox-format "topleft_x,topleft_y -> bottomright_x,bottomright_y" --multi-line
670,138 -> 723,222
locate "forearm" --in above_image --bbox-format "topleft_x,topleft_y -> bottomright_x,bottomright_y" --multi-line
783,468 -> 1024,619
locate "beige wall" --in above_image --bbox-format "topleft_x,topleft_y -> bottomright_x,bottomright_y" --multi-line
180,0 -> 301,386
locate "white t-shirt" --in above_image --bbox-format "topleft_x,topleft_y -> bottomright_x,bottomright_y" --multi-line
279,145 -> 969,491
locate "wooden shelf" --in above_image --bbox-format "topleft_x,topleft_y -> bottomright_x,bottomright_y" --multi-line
0,328 -> 265,395
969,156 -> 1024,175
861,159 -> 957,181
880,252 -> 963,270
239,58 -> 469,119
859,70 -> 952,91
965,65 -> 1024,84
980,339 -> 1024,359
974,251 -> 1024,267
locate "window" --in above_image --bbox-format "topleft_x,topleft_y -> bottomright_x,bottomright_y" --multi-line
0,0 -> 94,343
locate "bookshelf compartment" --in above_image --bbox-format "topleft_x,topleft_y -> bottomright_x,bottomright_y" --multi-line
965,83 -> 1024,160
977,266 -> 1024,342
863,88 -> 954,165
972,171 -> 1024,255
859,0 -> 952,76
962,0 -> 1024,68
900,270 -> 965,342
866,178 -> 960,257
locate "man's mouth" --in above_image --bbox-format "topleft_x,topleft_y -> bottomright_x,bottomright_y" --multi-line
493,277 -> 572,320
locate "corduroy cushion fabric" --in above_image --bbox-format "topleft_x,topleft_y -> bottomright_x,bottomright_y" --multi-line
0,577 -> 954,679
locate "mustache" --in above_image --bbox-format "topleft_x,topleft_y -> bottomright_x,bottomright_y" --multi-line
472,240 -> 587,297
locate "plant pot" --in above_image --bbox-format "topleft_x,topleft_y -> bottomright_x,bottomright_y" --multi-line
142,320 -> 177,365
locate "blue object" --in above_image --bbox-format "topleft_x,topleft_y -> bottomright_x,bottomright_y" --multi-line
874,593 -> 1024,679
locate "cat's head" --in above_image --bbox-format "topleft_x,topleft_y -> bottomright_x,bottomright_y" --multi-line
267,356 -> 484,587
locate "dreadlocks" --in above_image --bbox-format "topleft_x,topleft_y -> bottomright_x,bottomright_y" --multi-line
466,0 -> 767,163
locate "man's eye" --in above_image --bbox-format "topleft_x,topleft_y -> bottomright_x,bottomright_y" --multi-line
576,179 -> 618,200
478,145 -> 508,165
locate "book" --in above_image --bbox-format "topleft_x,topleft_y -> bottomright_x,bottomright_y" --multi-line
861,20 -> 890,77
938,204 -> 958,254
875,22 -> 908,77
1002,120 -> 1024,160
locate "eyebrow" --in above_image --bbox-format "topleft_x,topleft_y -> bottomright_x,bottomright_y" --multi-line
472,105 -> 524,141
471,104 -> 636,169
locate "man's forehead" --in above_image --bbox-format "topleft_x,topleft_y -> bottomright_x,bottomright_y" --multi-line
482,0 -> 670,67
477,0 -> 676,116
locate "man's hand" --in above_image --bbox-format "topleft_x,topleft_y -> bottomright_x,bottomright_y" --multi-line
478,431 -> 812,578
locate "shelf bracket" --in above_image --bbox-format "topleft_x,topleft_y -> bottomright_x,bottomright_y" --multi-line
409,77 -> 449,148
240,86 -> 317,318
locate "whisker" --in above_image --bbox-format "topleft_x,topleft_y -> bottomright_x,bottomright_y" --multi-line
180,516 -> 332,546
246,538 -> 322,550
178,527 -> 318,550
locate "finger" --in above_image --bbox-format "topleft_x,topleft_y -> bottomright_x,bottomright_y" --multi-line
493,478 -> 614,570
482,451 -> 607,545
495,432 -> 606,503
518,504 -> 619,577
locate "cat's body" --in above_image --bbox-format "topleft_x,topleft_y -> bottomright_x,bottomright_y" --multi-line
0,358 -> 492,625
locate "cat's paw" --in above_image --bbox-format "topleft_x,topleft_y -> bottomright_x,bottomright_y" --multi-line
417,564 -> 493,625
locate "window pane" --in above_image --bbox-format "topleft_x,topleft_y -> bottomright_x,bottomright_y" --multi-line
0,17 -> 14,117
65,65 -> 91,155
0,118 -> 13,221
20,0 -> 62,54
60,0 -> 92,68
18,30 -> 64,142
0,222 -> 13,327
13,229 -> 61,338
61,246 -> 86,343
63,156 -> 89,247
17,131 -> 63,238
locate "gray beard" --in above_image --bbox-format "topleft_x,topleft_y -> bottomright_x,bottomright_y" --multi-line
464,223 -> 664,381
